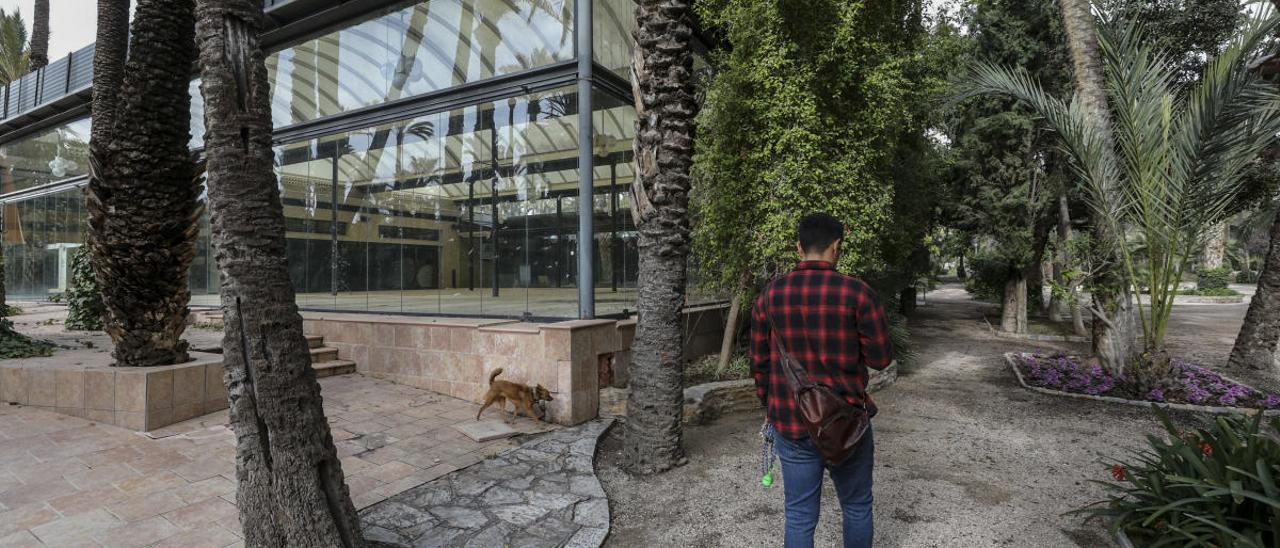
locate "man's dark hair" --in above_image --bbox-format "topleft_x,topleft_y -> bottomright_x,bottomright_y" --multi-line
797,213 -> 845,254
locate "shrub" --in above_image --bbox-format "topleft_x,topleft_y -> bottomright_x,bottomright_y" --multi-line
0,318 -> 53,358
1237,269 -> 1259,284
963,255 -> 1011,302
64,246 -> 104,331
1197,266 -> 1232,291
1178,287 -> 1241,297
1073,407 -> 1280,547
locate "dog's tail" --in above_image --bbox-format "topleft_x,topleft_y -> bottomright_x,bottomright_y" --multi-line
488,368 -> 504,385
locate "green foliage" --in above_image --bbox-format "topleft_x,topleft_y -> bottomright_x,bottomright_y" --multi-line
64,246 -> 104,331
960,12 -> 1280,360
1098,0 -> 1243,84
1072,407 -> 1280,547
684,352 -> 750,385
0,8 -> 27,85
944,0 -> 1072,278
1237,269 -> 1259,284
691,0 -> 937,298
962,253 -> 1014,302
0,318 -> 52,358
1197,266 -> 1232,292
0,304 -> 21,316
887,313 -> 916,368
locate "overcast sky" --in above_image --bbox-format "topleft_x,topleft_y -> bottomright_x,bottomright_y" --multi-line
0,0 -> 102,62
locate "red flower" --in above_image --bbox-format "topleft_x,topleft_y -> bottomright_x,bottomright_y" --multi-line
1111,464 -> 1126,481
1199,442 -> 1213,456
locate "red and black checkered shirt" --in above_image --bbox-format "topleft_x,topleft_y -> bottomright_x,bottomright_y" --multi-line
751,260 -> 893,440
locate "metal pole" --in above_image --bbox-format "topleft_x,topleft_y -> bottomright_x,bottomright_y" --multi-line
610,159 -> 618,293
490,108 -> 500,299
576,0 -> 594,319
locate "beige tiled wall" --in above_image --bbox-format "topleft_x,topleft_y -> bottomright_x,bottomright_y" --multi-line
0,354 -> 227,431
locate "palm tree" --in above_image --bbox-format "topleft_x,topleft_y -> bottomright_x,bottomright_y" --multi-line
0,9 -> 28,84
88,0 -> 203,367
28,0 -> 47,72
962,13 -> 1280,387
0,8 -> 26,314
623,0 -> 699,475
1231,204 -> 1280,371
195,0 -> 364,543
1057,0 -> 1139,373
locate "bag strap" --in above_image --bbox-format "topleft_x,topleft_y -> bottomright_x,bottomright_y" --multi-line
763,296 -> 869,403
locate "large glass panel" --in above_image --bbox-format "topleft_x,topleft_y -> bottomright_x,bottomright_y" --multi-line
594,0 -> 636,79
269,0 -> 574,129
592,89 -> 637,316
3,187 -> 85,300
267,86 -> 580,318
0,117 -> 90,196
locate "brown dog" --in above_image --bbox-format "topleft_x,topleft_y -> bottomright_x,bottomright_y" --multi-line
476,368 -> 554,423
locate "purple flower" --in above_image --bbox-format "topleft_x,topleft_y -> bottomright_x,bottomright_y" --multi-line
1219,394 -> 1238,406
1262,394 -> 1280,409
1148,388 -> 1165,402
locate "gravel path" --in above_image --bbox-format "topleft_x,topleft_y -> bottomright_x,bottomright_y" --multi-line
597,284 -> 1234,547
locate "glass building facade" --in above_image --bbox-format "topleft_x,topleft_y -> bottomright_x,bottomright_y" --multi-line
0,0 -> 653,320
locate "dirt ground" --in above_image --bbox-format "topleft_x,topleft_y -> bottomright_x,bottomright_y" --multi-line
597,283 -> 1257,548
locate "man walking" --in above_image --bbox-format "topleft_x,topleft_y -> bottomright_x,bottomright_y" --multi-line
751,213 -> 894,548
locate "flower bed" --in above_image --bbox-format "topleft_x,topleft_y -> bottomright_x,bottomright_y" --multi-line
1012,352 -> 1280,410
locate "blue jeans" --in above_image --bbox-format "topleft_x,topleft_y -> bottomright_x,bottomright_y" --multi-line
773,427 -> 874,548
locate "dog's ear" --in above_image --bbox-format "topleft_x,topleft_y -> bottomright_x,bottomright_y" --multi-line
536,385 -> 554,400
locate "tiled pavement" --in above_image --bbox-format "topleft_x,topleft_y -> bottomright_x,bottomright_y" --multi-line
0,374 -> 556,547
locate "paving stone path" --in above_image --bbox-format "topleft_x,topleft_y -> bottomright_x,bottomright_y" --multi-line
360,419 -> 613,548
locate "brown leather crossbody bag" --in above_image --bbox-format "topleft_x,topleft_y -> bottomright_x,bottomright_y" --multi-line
767,312 -> 870,466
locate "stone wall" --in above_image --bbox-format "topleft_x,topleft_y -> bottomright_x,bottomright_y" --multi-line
0,353 -> 227,431
300,304 -> 732,428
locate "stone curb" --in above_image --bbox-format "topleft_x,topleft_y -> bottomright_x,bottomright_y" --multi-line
1002,352 -> 1280,417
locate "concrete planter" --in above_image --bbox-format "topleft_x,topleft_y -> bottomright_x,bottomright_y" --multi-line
1003,352 -> 1280,417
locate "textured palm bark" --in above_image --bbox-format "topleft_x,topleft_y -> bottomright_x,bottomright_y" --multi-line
87,0 -> 200,367
1202,222 -> 1227,269
1058,0 -> 1138,373
28,0 -> 48,71
1229,207 -> 1280,371
195,0 -> 364,545
89,0 -> 128,152
623,0 -> 698,475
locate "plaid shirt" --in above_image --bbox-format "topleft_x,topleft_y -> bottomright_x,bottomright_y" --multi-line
751,261 -> 893,440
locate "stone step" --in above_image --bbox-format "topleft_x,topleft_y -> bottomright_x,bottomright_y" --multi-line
310,346 -> 339,363
305,335 -> 324,349
313,359 -> 357,378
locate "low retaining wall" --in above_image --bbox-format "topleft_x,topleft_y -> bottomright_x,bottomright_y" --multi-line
301,304 -> 730,427
0,353 -> 227,431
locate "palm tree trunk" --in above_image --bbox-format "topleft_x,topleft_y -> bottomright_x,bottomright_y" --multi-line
624,0 -> 698,475
28,0 -> 48,71
87,0 -> 201,367
195,0 -> 364,544
1059,0 -> 1138,373
1228,206 -> 1280,371
1202,222 -> 1227,269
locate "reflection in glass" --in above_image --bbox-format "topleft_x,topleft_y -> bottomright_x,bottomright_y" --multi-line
268,0 -> 574,128
594,0 -> 636,78
3,188 -> 85,299
0,117 -> 90,196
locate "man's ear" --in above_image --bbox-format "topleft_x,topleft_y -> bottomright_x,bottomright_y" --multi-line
796,241 -> 805,256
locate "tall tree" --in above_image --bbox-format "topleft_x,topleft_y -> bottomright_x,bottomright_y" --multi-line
27,0 -> 46,72
1057,0 -> 1138,373
195,0 -> 364,543
0,8 -> 27,314
946,0 -> 1072,334
0,9 -> 27,84
87,0 -> 202,367
1230,206 -> 1280,371
624,0 -> 699,475
965,13 -> 1280,387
